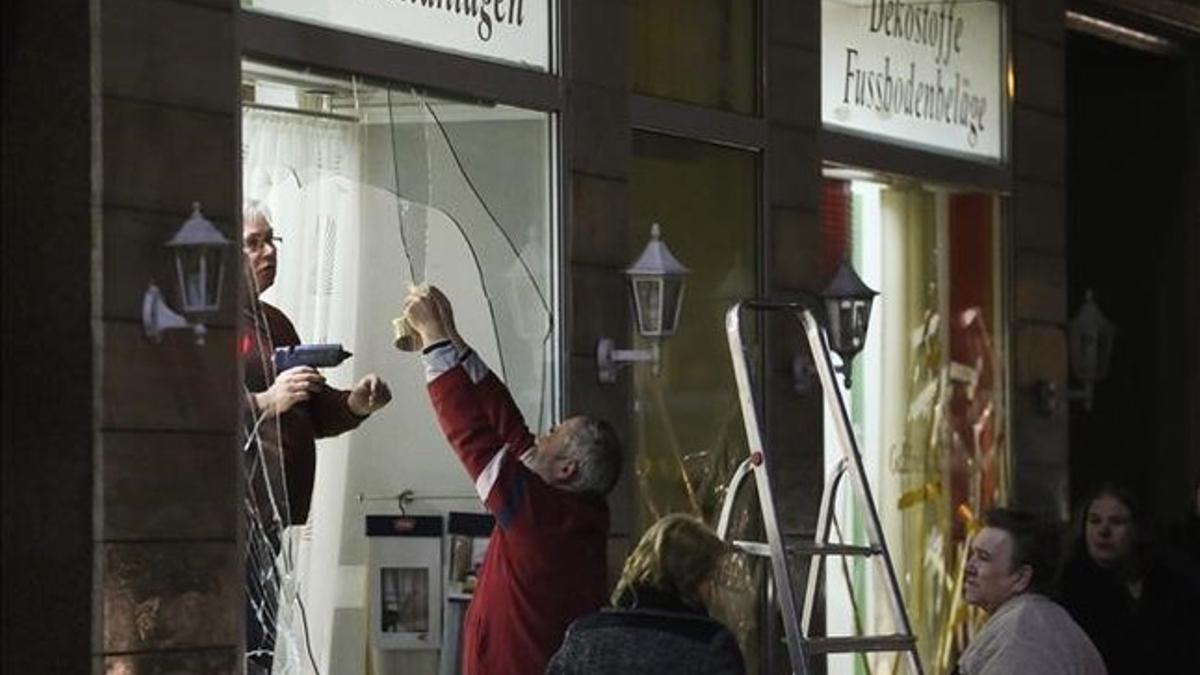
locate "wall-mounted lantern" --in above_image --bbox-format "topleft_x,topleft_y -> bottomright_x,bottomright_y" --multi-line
142,203 -> 231,345
596,223 -> 689,384
1038,290 -> 1116,414
820,260 -> 878,389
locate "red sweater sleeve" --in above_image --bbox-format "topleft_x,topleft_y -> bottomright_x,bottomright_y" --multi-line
428,364 -> 536,527
473,367 -> 535,457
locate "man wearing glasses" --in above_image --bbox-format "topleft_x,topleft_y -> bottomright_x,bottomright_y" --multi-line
241,199 -> 392,673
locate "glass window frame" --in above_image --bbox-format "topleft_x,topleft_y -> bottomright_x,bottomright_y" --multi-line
239,7 -> 568,421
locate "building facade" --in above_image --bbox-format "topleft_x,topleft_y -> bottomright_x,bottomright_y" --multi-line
3,0 -> 1198,674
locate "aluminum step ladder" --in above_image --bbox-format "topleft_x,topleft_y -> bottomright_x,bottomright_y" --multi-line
715,300 -> 924,675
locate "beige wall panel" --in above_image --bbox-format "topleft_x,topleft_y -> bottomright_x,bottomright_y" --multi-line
100,541 -> 240,653
570,83 -> 631,180
1013,322 -> 1069,388
569,263 -> 631,357
100,431 -> 239,541
571,173 -> 631,266
101,0 -> 237,113
768,128 -> 819,210
99,650 -> 238,675
768,207 -> 822,292
767,44 -> 819,130
99,321 -> 239,432
1013,180 -> 1067,254
101,98 -> 236,221
1014,252 -> 1068,323
1015,34 -> 1066,114
1014,108 -> 1066,185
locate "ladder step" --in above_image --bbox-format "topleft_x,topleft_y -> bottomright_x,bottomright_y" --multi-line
730,541 -> 773,557
729,540 -> 881,558
805,634 -> 916,655
790,542 -> 881,557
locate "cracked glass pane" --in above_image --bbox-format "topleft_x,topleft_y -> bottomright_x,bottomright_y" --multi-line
240,61 -> 554,674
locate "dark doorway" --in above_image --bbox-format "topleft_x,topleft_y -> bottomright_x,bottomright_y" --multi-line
1066,28 -> 1198,528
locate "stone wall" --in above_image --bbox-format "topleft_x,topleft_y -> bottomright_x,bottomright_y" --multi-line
3,1 -> 243,673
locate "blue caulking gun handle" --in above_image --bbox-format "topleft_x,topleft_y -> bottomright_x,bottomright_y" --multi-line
273,344 -> 353,372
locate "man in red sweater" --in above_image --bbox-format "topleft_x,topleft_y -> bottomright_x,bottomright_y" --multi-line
405,286 -> 622,675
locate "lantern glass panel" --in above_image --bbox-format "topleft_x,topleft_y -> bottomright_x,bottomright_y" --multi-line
851,299 -> 872,350
1096,333 -> 1113,381
659,276 -> 685,336
175,247 -> 223,314
1075,331 -> 1099,380
631,276 -> 663,335
824,298 -> 846,354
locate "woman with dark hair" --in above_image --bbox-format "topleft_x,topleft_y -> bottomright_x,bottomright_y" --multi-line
1058,484 -> 1199,675
545,514 -> 745,675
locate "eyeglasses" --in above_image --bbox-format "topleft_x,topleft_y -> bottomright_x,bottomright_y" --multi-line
243,234 -> 283,253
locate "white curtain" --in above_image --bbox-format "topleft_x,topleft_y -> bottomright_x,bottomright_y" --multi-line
243,108 -> 363,675
243,109 -> 363,346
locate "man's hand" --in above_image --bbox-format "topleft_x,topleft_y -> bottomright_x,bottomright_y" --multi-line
254,366 -> 325,417
426,286 -> 465,352
404,286 -> 451,346
348,374 -> 392,416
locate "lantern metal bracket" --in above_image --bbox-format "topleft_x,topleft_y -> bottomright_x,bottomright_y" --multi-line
595,338 -> 661,384
1036,379 -> 1097,416
1036,290 -> 1115,416
143,282 -> 208,345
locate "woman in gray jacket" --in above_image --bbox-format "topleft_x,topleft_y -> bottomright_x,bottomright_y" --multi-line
545,514 -> 745,675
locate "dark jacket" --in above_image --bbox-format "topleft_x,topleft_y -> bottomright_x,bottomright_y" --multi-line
545,587 -> 746,675
242,300 -> 364,528
1058,551 -> 1199,675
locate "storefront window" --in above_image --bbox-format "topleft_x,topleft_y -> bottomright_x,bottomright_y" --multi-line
243,0 -> 554,71
818,170 -> 1008,675
632,0 -> 759,114
240,60 -> 555,674
630,131 -> 762,669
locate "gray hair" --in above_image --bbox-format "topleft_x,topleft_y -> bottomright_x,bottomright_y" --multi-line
562,418 -> 622,497
243,199 -> 273,226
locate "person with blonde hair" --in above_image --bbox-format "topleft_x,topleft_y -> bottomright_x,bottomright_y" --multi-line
545,514 -> 745,675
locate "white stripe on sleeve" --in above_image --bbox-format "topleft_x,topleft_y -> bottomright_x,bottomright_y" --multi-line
422,342 -> 460,382
474,445 -> 508,501
462,350 -> 490,384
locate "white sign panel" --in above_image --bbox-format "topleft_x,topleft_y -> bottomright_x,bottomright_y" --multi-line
822,0 -> 1004,160
249,0 -> 551,71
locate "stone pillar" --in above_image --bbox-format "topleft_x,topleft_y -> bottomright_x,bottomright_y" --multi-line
95,0 -> 242,670
3,1 -> 243,672
564,0 -> 635,574
1010,0 -> 1071,518
763,0 -> 826,538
